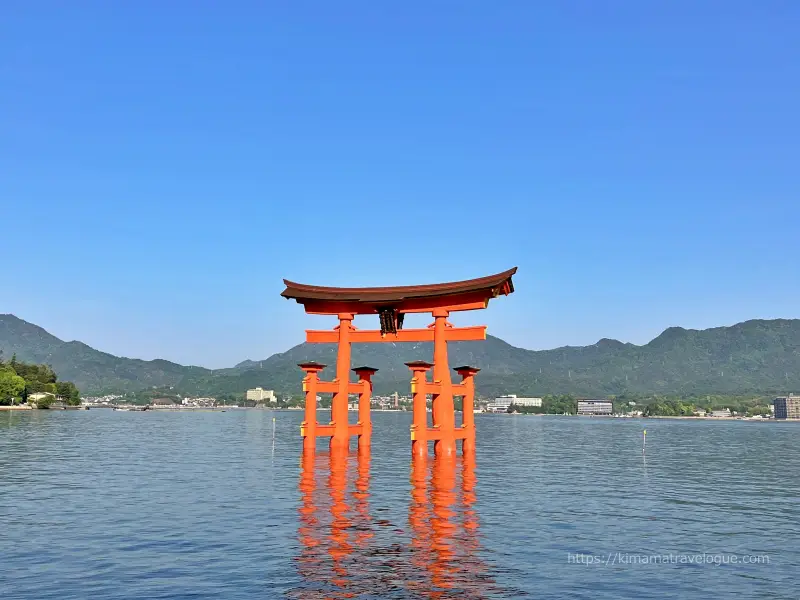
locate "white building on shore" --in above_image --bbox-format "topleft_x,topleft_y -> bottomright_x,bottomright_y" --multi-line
246,387 -> 276,403
710,408 -> 732,418
577,399 -> 613,416
486,394 -> 543,412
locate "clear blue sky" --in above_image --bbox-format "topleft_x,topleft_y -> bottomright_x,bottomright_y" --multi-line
2,1 -> 798,367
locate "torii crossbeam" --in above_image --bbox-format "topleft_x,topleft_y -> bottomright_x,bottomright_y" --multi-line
281,267 -> 517,457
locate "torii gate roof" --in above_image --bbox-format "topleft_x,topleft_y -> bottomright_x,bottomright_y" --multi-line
281,267 -> 516,315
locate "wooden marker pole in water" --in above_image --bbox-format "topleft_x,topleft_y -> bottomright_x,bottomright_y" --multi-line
643,429 -> 646,453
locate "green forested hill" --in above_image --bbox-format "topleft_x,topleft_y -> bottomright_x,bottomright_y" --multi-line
2,314 -> 799,398
0,315 -> 207,393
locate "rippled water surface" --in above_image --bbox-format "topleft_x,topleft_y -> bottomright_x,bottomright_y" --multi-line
2,410 -> 799,599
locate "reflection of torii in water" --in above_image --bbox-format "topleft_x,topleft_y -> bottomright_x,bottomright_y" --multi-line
407,454 -> 503,599
291,451 -> 505,599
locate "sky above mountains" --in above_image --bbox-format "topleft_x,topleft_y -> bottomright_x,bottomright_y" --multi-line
2,2 -> 799,367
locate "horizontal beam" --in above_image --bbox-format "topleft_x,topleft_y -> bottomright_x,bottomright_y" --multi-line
302,423 -> 364,438
412,381 -> 442,395
315,381 -> 366,394
316,380 -> 471,394
306,326 -> 486,344
316,381 -> 338,394
421,427 -> 468,441
425,427 -> 441,441
301,291 -> 491,316
409,383 -> 472,395
392,291 -> 492,314
452,383 -> 467,395
309,424 -> 335,437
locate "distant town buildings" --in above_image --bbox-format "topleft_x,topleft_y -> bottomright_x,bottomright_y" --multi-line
774,394 -> 800,419
151,398 -> 177,407
710,408 -> 732,418
181,397 -> 216,407
246,387 -> 276,403
485,397 -> 512,412
506,395 -> 543,407
368,394 -> 410,410
486,394 -> 543,412
82,394 -> 124,406
577,399 -> 613,416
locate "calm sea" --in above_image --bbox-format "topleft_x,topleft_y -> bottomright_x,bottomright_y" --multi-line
1,410 -> 798,599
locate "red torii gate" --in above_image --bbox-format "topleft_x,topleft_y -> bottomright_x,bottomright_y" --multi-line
281,267 -> 516,457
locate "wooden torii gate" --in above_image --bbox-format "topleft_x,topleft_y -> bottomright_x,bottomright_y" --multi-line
281,267 -> 516,457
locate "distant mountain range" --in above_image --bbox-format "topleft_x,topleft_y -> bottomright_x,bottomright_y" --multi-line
2,313 -> 799,398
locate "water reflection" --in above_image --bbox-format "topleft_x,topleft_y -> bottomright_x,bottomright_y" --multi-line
292,451 -> 501,599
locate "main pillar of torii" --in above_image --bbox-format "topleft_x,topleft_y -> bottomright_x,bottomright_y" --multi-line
281,268 -> 517,457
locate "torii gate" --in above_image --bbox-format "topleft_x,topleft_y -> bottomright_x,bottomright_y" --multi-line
281,267 -> 516,457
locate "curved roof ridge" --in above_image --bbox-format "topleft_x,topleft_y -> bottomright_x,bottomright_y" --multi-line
281,267 -> 517,305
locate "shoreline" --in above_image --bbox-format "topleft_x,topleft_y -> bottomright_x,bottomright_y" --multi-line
8,406 -> 795,421
502,413 -> 794,421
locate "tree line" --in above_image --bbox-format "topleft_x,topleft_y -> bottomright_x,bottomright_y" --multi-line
505,393 -> 776,417
0,355 -> 81,407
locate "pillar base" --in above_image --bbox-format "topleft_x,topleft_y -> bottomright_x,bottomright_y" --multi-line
462,436 -> 475,455
434,439 -> 457,457
411,439 -> 428,458
329,436 -> 350,453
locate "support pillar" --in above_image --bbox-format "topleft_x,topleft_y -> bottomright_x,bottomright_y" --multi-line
406,361 -> 433,458
431,308 -> 456,457
455,366 -> 480,455
331,313 -> 354,452
353,366 -> 378,455
298,362 -> 326,453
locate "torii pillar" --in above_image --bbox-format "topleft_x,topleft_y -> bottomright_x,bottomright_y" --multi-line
353,366 -> 377,455
330,313 -> 354,452
298,359 -> 377,455
431,308 -> 456,456
407,361 -> 433,459
455,366 -> 480,454
406,360 -> 481,458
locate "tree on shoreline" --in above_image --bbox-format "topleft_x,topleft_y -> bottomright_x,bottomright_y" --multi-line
0,368 -> 26,404
0,356 -> 81,407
